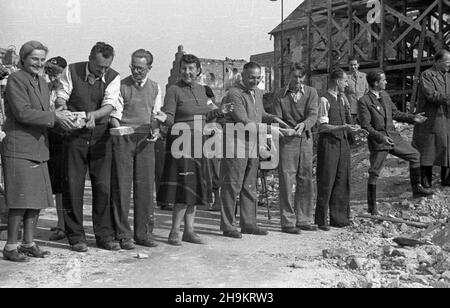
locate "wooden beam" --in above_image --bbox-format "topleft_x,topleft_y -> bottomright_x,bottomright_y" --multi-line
327,0 -> 333,72
348,0 -> 354,59
385,4 -> 436,39
391,0 -> 439,47
353,15 -> 380,41
439,0 -> 444,46
307,0 -> 312,80
384,60 -> 434,71
354,45 -> 369,61
411,20 -> 428,113
380,0 -> 385,69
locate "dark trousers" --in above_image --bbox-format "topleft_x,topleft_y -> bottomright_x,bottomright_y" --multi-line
369,138 -> 420,184
155,139 -> 167,207
278,136 -> 314,228
62,135 -> 113,245
315,135 -> 351,227
111,134 -> 155,242
220,158 -> 259,232
206,158 -> 222,203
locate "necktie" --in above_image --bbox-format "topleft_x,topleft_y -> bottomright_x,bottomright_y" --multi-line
249,90 -> 256,104
87,73 -> 97,85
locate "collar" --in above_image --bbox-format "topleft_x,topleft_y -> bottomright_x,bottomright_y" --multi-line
132,75 -> 148,87
370,90 -> 381,99
283,83 -> 304,97
85,63 -> 106,83
239,81 -> 256,94
327,89 -> 339,99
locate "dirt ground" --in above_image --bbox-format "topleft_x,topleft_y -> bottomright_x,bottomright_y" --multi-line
1,127 -> 449,288
0,200 -> 359,288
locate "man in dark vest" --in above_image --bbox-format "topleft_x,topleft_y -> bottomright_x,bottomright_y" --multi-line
359,70 -> 433,216
56,42 -> 121,252
315,69 -> 360,231
412,49 -> 450,188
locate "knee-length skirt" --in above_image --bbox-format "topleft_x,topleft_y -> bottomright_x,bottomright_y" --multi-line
157,132 -> 209,206
2,156 -> 54,209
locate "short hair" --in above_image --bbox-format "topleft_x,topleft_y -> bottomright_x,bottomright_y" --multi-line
132,49 -> 154,66
180,54 -> 202,76
329,68 -> 346,83
289,63 -> 307,77
89,42 -> 115,59
243,62 -> 261,71
366,70 -> 385,88
19,41 -> 48,67
435,49 -> 450,61
349,57 -> 360,63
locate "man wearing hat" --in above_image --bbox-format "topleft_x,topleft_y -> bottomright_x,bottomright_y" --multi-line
55,42 -> 122,252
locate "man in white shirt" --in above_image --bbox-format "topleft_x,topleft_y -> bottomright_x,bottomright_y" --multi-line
55,42 -> 121,253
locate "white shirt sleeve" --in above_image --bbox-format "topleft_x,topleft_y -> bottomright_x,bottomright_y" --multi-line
102,74 -> 121,112
110,91 -> 124,120
153,84 -> 163,114
56,67 -> 73,102
318,97 -> 330,124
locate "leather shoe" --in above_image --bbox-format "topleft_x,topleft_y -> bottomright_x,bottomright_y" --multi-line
97,240 -> 121,251
168,232 -> 182,246
318,225 -> 331,232
182,232 -> 205,245
207,204 -> 221,212
223,231 -> 242,239
18,245 -> 50,258
241,228 -> 268,236
297,224 -> 318,231
119,239 -> 136,250
136,239 -> 159,248
160,204 -> 174,211
282,227 -> 301,235
71,242 -> 89,253
3,248 -> 30,262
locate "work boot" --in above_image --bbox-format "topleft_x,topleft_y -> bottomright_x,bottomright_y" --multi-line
421,166 -> 433,189
411,168 -> 434,198
367,184 -> 379,216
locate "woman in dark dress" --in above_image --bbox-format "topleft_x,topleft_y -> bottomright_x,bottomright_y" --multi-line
2,41 -> 74,262
157,54 -> 232,246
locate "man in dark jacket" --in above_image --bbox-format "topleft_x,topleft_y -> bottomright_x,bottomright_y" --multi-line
358,70 -> 433,216
412,49 -> 450,187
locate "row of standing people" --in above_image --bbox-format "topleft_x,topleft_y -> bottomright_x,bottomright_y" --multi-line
1,40 -> 447,263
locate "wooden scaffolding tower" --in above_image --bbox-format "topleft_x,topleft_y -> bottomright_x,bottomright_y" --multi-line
272,0 -> 450,111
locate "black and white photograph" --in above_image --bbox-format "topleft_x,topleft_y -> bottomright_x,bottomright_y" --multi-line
1,0 -> 450,291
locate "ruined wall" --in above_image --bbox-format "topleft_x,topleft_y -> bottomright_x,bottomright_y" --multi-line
250,52 -> 275,92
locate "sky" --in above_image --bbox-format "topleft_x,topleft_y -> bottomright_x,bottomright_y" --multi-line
0,0 -> 302,95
